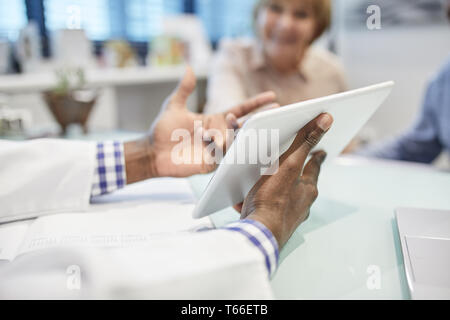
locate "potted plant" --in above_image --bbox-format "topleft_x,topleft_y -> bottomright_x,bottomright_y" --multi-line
43,68 -> 98,135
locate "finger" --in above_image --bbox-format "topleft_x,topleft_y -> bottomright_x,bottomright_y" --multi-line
198,126 -> 211,147
225,113 -> 238,151
172,162 -> 217,177
169,65 -> 197,108
264,102 -> 281,111
283,113 -> 333,162
226,91 -> 276,118
301,151 -> 327,186
211,131 -> 224,151
236,103 -> 281,128
226,113 -> 239,131
233,202 -> 243,213
277,113 -> 333,184
201,128 -> 222,158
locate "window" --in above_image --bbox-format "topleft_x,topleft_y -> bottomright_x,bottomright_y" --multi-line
125,0 -> 183,42
43,0 -> 183,42
2,0 -> 260,48
0,0 -> 27,41
197,0 -> 257,43
44,0 -> 111,40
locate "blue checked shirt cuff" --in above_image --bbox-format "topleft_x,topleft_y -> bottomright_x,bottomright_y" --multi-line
221,219 -> 279,278
91,141 -> 127,197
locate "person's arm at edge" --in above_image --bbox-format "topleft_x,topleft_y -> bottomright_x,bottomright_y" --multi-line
356,78 -> 443,163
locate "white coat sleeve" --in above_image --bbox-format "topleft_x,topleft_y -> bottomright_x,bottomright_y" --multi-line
0,221 -> 280,299
0,139 -> 96,223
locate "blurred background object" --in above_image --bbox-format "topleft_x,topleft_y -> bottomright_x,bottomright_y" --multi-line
148,35 -> 188,67
43,68 -> 98,135
0,0 -> 448,166
0,39 -> 11,74
51,29 -> 95,69
15,22 -> 42,73
149,14 -> 212,69
104,40 -> 138,68
344,0 -> 447,26
0,93 -> 32,137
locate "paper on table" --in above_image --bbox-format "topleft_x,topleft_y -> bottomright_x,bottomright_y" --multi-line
0,220 -> 33,261
90,176 -> 197,208
406,236 -> 450,288
16,202 -> 212,257
2,178 -> 212,261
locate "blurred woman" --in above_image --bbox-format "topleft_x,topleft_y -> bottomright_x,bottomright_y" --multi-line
204,0 -> 347,114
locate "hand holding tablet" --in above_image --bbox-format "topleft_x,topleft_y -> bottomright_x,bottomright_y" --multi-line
193,81 -> 395,219
236,113 -> 334,248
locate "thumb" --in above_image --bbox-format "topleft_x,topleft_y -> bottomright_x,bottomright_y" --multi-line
233,202 -> 243,214
170,66 -> 197,108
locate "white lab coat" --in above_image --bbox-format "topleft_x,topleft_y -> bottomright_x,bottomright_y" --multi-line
0,139 -> 96,223
0,139 -> 274,299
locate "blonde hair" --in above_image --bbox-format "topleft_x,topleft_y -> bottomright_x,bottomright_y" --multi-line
253,0 -> 332,42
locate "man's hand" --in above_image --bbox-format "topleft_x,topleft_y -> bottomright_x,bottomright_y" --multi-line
235,113 -> 333,249
124,67 -> 277,183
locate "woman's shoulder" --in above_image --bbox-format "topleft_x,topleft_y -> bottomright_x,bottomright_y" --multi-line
303,47 -> 348,90
304,46 -> 346,76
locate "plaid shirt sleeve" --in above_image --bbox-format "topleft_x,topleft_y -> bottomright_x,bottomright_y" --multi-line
91,141 -> 127,197
198,219 -> 280,278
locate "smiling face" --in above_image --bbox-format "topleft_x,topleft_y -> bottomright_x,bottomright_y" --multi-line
256,0 -> 318,74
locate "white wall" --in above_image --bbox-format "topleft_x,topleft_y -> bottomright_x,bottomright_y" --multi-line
334,0 -> 450,142
338,25 -> 450,142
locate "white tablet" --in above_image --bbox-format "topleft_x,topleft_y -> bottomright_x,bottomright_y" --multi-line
193,81 -> 395,219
